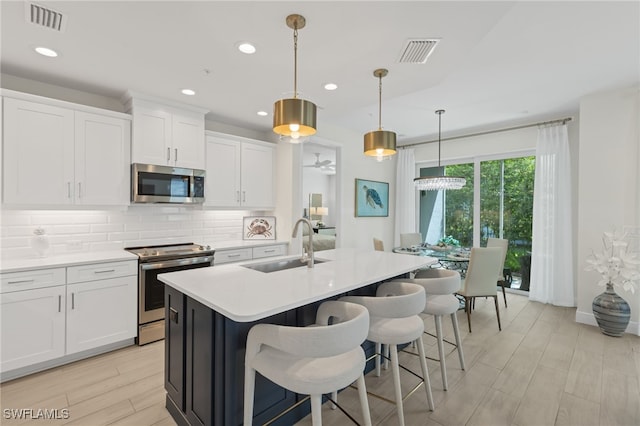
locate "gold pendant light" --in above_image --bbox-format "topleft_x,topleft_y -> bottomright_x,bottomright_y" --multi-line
273,14 -> 317,143
414,109 -> 466,190
364,68 -> 396,161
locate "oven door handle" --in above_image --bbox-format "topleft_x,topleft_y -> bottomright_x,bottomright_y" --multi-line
140,255 -> 214,270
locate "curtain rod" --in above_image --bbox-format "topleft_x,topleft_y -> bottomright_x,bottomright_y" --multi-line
399,116 -> 573,149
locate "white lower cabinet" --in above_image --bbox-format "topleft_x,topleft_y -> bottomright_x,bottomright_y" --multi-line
214,248 -> 253,265
0,260 -> 137,376
66,276 -> 137,354
0,285 -> 66,372
214,244 -> 288,265
252,244 -> 286,259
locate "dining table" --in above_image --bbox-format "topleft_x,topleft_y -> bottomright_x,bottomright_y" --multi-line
392,245 -> 471,275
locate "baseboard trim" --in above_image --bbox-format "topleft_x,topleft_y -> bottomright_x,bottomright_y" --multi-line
576,310 -> 640,336
1,338 -> 135,383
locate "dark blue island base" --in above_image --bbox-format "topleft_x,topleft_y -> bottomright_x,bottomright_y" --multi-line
163,276 -> 404,426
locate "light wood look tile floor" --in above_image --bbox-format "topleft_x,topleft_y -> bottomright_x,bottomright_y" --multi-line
1,293 -> 639,425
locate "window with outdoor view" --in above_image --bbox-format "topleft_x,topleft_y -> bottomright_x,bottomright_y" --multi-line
419,155 -> 535,291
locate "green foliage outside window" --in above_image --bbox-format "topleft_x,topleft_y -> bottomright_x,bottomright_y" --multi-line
442,157 -> 535,273
442,163 -> 474,247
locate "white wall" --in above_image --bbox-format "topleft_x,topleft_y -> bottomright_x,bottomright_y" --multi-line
576,85 -> 640,335
277,121 -> 396,253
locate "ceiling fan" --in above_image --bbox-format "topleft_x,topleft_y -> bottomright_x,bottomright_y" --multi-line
304,153 -> 335,170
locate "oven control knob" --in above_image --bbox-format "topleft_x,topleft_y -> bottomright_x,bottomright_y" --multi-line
152,249 -> 159,256
205,245 -> 211,250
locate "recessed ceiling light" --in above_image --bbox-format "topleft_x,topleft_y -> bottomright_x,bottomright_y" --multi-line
324,83 -> 338,91
34,46 -> 58,57
257,111 -> 268,116
237,42 -> 256,54
181,89 -> 196,96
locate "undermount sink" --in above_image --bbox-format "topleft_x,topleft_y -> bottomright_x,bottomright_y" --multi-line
242,257 -> 328,273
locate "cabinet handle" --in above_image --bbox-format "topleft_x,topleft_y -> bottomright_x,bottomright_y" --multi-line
67,182 -> 72,198
236,191 -> 240,202
227,253 -> 241,258
264,249 -> 276,253
169,307 -> 179,324
93,269 -> 115,274
58,295 -> 62,313
7,279 -> 34,285
167,147 -> 171,162
242,191 -> 246,202
175,148 -> 178,162
78,182 -> 82,198
71,292 -> 75,310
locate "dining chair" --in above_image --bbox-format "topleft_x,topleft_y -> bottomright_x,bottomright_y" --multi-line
400,232 -> 422,248
486,238 -> 509,307
373,238 -> 384,251
244,300 -> 372,426
456,247 -> 504,333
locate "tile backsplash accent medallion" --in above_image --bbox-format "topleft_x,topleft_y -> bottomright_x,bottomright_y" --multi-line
0,206 -> 260,259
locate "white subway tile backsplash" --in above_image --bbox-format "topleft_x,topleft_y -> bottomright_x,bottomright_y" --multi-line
107,232 -> 142,241
91,223 -> 125,233
48,225 -> 92,234
1,237 -> 31,248
90,241 -> 126,251
0,226 -> 34,237
0,207 -> 265,259
139,230 -> 190,239
0,213 -> 31,226
124,222 -> 155,231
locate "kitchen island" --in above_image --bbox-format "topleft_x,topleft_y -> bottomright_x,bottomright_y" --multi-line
158,248 -> 436,426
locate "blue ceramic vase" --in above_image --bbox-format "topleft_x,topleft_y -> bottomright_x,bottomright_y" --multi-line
592,283 -> 631,337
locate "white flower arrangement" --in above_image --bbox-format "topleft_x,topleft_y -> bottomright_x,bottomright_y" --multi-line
585,231 -> 640,294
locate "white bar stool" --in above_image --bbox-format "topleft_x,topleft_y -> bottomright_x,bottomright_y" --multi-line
340,281 -> 434,426
243,301 -> 372,426
398,268 -> 466,391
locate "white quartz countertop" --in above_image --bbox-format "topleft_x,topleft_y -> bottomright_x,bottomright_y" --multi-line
0,250 -> 139,273
158,248 -> 437,322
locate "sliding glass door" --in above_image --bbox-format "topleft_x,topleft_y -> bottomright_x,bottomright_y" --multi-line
419,154 -> 535,289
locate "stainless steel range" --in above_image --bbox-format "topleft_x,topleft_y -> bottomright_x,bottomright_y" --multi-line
126,243 -> 214,345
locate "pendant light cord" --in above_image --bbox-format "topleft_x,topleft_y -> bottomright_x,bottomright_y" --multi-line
378,74 -> 382,130
293,26 -> 298,99
436,109 -> 444,167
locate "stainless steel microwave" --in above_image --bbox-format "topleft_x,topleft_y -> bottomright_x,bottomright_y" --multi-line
132,163 -> 205,204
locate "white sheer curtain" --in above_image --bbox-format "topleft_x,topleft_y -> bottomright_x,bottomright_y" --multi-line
529,124 -> 575,306
394,148 -> 416,247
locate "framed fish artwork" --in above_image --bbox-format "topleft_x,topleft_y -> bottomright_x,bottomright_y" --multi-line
355,178 -> 389,217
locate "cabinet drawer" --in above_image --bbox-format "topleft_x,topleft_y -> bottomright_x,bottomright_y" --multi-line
67,261 -> 137,284
252,245 -> 286,259
1,268 -> 66,293
214,248 -> 252,265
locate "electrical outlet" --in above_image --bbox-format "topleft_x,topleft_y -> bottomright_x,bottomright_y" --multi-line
67,240 -> 83,250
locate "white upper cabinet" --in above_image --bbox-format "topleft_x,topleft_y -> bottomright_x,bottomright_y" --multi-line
126,93 -> 207,170
205,132 -> 275,209
75,111 -> 131,205
241,142 -> 275,208
171,112 -> 205,169
205,135 -> 242,207
3,98 -> 75,205
2,92 -> 131,207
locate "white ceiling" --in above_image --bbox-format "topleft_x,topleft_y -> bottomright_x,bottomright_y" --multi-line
2,1 -> 638,144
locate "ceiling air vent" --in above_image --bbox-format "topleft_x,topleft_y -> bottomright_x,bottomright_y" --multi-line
26,2 -> 66,32
398,39 -> 439,64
